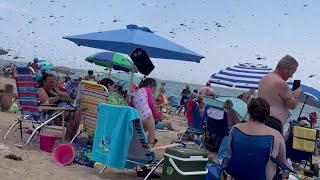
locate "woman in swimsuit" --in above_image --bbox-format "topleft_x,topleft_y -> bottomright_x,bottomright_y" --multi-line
38,74 -> 81,140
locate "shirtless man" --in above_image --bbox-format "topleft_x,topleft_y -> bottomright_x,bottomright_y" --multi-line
30,58 -> 40,71
198,82 -> 215,98
258,55 -> 301,134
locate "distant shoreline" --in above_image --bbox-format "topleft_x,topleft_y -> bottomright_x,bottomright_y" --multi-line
0,58 -> 204,86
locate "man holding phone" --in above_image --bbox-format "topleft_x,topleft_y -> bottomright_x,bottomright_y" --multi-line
258,55 -> 302,135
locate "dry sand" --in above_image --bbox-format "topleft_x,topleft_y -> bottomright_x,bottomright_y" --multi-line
0,77 -> 192,179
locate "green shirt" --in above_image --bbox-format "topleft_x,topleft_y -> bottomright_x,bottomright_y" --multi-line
108,92 -> 128,106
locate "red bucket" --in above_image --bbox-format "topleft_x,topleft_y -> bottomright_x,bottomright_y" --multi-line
40,134 -> 56,153
52,144 -> 75,166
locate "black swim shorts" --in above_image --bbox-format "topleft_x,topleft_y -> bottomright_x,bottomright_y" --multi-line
265,116 -> 283,135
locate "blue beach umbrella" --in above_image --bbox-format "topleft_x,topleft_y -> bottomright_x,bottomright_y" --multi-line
204,96 -> 248,120
63,24 -> 204,63
209,63 -> 293,90
297,84 -> 320,117
301,84 -> 320,108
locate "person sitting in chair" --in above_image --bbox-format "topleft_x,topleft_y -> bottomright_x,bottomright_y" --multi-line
38,74 -> 81,140
226,97 -> 287,180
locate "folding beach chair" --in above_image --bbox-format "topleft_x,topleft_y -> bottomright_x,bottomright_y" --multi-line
70,81 -> 108,144
167,96 -> 183,115
203,105 -> 228,152
286,125 -> 319,177
179,99 -> 205,148
92,104 -> 183,179
223,127 -> 293,180
3,67 -> 64,147
65,80 -> 80,99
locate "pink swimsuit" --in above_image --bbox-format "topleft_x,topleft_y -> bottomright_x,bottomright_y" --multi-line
132,87 -> 161,121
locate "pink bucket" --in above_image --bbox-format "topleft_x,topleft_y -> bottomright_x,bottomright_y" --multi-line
52,144 -> 75,166
40,134 -> 56,153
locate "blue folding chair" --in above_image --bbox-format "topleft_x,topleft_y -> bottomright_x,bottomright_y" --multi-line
223,127 -> 292,180
203,105 -> 228,152
179,99 -> 205,148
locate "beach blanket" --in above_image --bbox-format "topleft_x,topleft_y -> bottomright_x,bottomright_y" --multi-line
91,104 -> 140,169
207,107 -> 225,120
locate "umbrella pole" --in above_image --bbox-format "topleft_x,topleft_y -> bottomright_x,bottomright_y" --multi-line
128,65 -> 135,101
297,96 -> 308,119
108,69 -> 112,78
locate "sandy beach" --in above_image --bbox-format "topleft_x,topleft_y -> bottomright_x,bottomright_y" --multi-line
0,77 -> 190,179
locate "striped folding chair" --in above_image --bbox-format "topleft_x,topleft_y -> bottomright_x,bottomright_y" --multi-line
70,81 -> 108,144
3,67 -> 64,148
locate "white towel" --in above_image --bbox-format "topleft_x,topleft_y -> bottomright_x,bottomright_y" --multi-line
207,107 -> 225,120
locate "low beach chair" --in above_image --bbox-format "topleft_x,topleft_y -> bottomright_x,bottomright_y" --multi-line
223,127 -> 292,180
203,104 -> 229,152
167,96 -> 183,115
91,104 -> 183,179
70,80 -> 108,144
3,67 -> 64,147
179,99 -> 205,148
286,125 -> 319,177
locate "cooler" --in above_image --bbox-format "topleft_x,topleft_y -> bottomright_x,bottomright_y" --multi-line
161,147 -> 208,180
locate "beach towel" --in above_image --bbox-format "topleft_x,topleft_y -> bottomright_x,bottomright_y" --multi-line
207,107 -> 225,120
91,104 -> 140,170
292,126 -> 316,152
108,92 -> 128,106
217,136 -> 229,163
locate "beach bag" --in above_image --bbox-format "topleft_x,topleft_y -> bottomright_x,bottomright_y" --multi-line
73,144 -> 95,168
130,48 -> 155,76
206,162 -> 224,180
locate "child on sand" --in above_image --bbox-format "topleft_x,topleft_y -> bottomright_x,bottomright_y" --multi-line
131,78 -> 164,147
0,84 -> 19,113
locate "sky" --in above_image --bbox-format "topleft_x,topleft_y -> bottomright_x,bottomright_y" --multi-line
0,0 -> 319,87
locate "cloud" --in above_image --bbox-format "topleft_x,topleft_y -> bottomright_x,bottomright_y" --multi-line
0,1 -> 30,14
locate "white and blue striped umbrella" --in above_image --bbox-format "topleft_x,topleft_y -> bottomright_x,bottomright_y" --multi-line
209,63 -> 292,90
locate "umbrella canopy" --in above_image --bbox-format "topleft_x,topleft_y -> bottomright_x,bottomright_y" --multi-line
85,52 -> 138,73
63,24 -> 204,63
300,84 -> 320,108
38,60 -> 54,71
204,96 -> 248,120
209,63 -> 293,90
50,66 -> 75,75
0,48 -> 8,55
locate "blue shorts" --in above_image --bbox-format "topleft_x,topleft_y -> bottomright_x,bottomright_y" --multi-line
155,121 -> 165,130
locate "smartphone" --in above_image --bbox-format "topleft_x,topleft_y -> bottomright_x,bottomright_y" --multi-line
292,80 -> 301,91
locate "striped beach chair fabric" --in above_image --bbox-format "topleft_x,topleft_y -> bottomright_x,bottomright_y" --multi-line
70,81 -> 108,143
4,67 -> 64,148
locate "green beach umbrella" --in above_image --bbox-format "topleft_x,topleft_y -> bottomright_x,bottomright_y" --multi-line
85,52 -> 138,73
